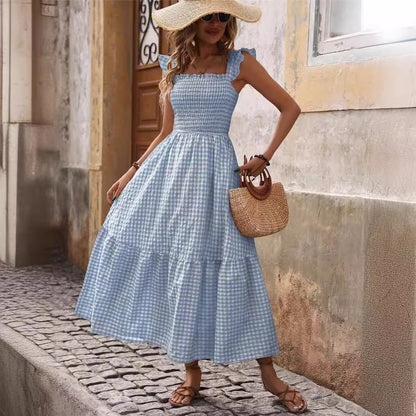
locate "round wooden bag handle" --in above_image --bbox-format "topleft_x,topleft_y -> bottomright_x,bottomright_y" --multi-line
239,154 -> 272,200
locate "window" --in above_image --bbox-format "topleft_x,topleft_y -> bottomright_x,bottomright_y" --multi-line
316,0 -> 416,55
137,0 -> 160,65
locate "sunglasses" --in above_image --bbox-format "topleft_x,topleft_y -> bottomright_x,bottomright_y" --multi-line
200,13 -> 231,23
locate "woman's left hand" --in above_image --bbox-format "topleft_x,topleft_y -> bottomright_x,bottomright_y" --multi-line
234,155 -> 268,177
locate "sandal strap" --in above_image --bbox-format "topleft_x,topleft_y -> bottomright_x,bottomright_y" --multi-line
176,385 -> 197,393
174,384 -> 200,396
275,384 -> 305,406
170,383 -> 200,406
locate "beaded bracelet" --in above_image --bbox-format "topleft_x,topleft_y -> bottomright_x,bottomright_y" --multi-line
253,154 -> 270,166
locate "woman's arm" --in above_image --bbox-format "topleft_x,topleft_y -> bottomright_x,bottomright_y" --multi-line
237,51 -> 301,175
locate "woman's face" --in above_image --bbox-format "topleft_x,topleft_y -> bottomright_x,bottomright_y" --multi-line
194,13 -> 230,44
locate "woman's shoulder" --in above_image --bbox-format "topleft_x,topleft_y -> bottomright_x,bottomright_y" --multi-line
235,47 -> 256,59
158,47 -> 256,74
158,53 -> 173,62
228,47 -> 257,81
158,54 -> 177,74
227,47 -> 257,65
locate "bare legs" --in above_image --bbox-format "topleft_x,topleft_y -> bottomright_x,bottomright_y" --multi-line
256,356 -> 307,413
169,357 -> 307,412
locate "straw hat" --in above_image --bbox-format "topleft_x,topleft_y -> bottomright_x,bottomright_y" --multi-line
152,0 -> 262,31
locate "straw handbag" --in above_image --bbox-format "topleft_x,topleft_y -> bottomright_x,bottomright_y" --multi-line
229,155 -> 289,237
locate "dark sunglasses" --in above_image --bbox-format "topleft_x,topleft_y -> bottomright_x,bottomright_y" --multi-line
200,13 -> 231,23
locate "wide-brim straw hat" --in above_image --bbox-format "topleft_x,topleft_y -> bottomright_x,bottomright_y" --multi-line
152,0 -> 262,31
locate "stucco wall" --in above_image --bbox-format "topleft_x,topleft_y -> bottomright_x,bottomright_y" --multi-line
34,0 -> 91,267
235,1 -> 416,416
0,0 -> 91,267
31,0 -> 91,267
65,0 -> 91,266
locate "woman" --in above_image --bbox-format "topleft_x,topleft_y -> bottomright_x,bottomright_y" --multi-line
75,0 -> 305,413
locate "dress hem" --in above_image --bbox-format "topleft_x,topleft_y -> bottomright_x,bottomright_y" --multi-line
74,311 -> 281,365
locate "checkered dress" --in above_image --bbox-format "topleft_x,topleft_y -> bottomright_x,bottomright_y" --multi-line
74,47 -> 280,364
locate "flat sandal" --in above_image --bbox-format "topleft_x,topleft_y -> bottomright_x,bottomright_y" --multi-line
169,382 -> 200,406
169,361 -> 201,407
258,358 -> 308,414
271,383 -> 308,413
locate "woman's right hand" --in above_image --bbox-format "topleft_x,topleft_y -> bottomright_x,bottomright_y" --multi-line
106,169 -> 135,205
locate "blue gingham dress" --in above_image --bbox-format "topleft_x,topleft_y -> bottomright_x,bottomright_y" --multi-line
74,47 -> 280,364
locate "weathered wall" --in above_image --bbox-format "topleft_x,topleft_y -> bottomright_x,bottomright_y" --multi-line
230,1 -> 415,416
65,0 -> 91,267
32,0 -> 91,268
0,0 -> 91,266
0,0 -> 35,265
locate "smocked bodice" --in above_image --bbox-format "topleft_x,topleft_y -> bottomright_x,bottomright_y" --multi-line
158,48 -> 256,135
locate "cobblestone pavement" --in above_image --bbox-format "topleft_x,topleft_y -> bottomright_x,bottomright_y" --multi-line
0,260 -> 377,416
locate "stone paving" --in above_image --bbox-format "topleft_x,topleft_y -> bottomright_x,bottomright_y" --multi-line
0,259 -> 378,416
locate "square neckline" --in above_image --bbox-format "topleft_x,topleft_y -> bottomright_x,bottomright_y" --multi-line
175,49 -> 234,78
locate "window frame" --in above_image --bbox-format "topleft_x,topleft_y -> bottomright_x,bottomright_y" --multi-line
286,0 -> 416,112
317,0 -> 416,54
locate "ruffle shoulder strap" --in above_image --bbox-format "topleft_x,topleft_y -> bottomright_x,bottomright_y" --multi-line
228,47 -> 256,81
158,54 -> 177,75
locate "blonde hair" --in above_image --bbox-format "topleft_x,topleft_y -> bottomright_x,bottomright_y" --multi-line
158,16 -> 238,113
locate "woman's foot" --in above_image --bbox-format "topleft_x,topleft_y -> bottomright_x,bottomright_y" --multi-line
169,360 -> 201,406
257,356 -> 308,413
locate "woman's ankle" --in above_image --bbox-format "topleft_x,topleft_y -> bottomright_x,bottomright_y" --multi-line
183,360 -> 201,387
256,356 -> 273,366
185,360 -> 200,369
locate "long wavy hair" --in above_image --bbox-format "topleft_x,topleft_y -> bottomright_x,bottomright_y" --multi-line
158,16 -> 238,114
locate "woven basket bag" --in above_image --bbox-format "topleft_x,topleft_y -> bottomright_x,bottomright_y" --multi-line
229,155 -> 289,237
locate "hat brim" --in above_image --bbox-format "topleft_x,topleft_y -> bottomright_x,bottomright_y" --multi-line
152,0 -> 261,31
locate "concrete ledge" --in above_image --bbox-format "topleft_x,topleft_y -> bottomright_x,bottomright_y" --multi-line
0,323 -> 118,416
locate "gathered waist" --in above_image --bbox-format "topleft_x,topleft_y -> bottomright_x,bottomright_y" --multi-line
172,128 -> 229,137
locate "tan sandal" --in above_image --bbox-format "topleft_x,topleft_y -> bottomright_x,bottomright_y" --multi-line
169,383 -> 200,406
258,357 -> 308,414
169,360 -> 201,407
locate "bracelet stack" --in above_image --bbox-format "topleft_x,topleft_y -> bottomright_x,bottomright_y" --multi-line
253,154 -> 270,166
